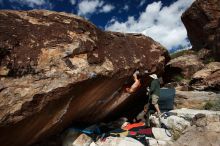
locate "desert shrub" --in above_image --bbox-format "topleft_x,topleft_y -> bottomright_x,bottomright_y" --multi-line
173,75 -> 184,82
203,57 -> 216,64
170,50 -> 195,59
204,99 -> 220,111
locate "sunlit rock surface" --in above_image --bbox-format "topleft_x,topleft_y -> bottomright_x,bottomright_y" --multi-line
174,90 -> 219,109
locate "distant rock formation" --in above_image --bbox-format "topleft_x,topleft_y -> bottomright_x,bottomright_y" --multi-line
181,0 -> 220,60
165,0 -> 220,91
0,10 -> 169,146
164,53 -> 220,91
165,54 -> 204,80
190,62 -> 220,90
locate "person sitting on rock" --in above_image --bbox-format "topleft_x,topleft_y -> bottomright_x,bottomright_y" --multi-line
145,74 -> 161,116
126,70 -> 141,93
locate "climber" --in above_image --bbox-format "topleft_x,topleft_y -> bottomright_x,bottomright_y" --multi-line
125,70 -> 141,93
144,74 -> 161,116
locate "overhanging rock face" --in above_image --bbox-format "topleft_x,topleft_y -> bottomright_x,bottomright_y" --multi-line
0,10 -> 169,146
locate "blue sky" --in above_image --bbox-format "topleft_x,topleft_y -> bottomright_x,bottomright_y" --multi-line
0,0 -> 195,51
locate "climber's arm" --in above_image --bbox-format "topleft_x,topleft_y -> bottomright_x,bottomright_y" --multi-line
126,79 -> 141,93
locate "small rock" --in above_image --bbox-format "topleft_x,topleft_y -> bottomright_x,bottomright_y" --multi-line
72,134 -> 93,146
0,66 -> 9,76
62,129 -> 80,146
191,114 -> 207,127
62,129 -> 93,146
95,136 -> 144,146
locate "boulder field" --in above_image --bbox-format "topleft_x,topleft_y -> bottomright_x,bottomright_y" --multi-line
165,0 -> 220,90
0,10 -> 169,146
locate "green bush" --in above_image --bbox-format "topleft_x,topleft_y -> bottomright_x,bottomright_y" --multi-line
204,99 -> 220,111
203,57 -> 216,64
173,75 -> 184,82
170,50 -> 195,59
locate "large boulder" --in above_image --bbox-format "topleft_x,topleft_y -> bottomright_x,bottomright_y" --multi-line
172,111 -> 220,146
190,62 -> 220,90
165,54 -> 204,80
0,10 -> 169,146
147,109 -> 220,145
149,109 -> 220,145
181,0 -> 220,60
173,122 -> 220,146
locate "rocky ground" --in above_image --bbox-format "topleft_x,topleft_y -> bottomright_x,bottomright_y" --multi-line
174,90 -> 220,109
58,109 -> 220,146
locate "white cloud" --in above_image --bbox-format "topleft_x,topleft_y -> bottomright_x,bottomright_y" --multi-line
100,4 -> 115,13
123,4 -> 129,11
105,0 -> 195,50
139,0 -> 147,7
70,0 -> 76,5
78,0 -> 103,16
9,0 -> 45,7
77,0 -> 114,16
9,0 -> 53,9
